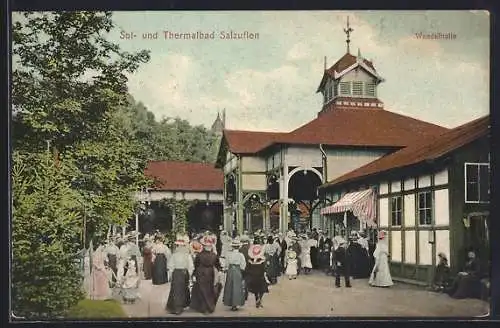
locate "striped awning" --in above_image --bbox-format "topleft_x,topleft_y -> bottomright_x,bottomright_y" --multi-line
320,188 -> 377,227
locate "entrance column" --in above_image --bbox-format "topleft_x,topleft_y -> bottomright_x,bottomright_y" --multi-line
279,165 -> 289,233
171,207 -> 177,232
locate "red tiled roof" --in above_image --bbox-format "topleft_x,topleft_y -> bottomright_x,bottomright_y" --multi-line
145,161 -> 223,191
317,53 -> 378,92
327,53 -> 376,76
321,115 -> 489,188
222,108 -> 448,154
223,130 -> 287,154
282,108 -> 447,148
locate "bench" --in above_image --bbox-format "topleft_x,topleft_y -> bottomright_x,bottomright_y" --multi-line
392,277 -> 428,287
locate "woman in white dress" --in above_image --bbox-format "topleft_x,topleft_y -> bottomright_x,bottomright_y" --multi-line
369,230 -> 394,287
122,258 -> 140,303
301,235 -> 318,274
285,250 -> 298,279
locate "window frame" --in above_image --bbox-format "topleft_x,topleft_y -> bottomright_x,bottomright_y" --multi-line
339,81 -> 351,96
464,162 -> 490,204
352,81 -> 364,96
390,195 -> 403,227
365,81 -> 376,97
417,191 -> 433,226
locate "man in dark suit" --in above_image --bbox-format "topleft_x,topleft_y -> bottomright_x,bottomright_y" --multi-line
317,230 -> 326,270
333,239 -> 352,288
278,233 -> 287,273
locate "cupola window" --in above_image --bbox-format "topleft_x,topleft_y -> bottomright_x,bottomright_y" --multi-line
352,81 -> 363,96
339,82 -> 351,95
365,82 -> 376,97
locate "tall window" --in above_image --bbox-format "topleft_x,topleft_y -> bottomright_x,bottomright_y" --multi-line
391,196 -> 402,226
339,82 -> 351,95
333,81 -> 338,97
365,82 -> 376,97
352,81 -> 363,96
465,163 -> 490,203
418,191 -> 432,225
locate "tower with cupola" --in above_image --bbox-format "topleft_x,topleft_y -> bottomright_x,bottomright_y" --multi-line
317,17 -> 385,116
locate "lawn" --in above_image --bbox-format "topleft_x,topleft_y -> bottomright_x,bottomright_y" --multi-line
66,299 -> 127,319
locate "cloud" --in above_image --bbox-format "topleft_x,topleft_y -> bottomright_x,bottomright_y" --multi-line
123,12 -> 488,134
397,35 -> 444,56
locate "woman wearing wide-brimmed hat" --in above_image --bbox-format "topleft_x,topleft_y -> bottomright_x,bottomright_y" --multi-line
166,235 -> 194,315
190,236 -> 222,314
245,244 -> 270,308
369,230 -> 393,287
222,238 -> 247,311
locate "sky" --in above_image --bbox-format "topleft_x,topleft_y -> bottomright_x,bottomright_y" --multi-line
109,11 -> 488,131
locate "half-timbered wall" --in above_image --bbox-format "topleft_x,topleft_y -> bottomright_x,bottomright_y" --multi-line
224,151 -> 238,174
241,156 -> 266,172
286,146 -> 322,167
378,168 -> 450,284
326,149 -> 387,181
241,174 -> 267,191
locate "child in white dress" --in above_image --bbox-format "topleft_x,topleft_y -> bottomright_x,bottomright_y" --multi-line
285,250 -> 298,280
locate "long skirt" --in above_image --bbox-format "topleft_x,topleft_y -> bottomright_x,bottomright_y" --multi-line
190,267 -> 218,313
265,254 -> 280,284
302,253 -> 313,269
166,269 -> 191,314
369,255 -> 394,287
223,265 -> 245,307
90,267 -> 111,300
143,248 -> 153,280
152,254 -> 168,285
107,254 -> 118,284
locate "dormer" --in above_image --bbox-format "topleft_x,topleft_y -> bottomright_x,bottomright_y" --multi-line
316,50 -> 384,108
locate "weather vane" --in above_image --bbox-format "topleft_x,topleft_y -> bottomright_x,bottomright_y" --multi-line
344,16 -> 354,54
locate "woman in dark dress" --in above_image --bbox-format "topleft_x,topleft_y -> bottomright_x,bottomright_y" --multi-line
152,236 -> 169,285
142,234 -> 154,280
190,237 -> 222,314
264,236 -> 280,285
246,244 -> 270,308
166,235 -> 194,315
432,252 -> 451,292
447,250 -> 482,299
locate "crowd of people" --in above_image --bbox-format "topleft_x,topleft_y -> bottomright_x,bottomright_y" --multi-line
80,226 -> 397,314
81,225 -> 488,315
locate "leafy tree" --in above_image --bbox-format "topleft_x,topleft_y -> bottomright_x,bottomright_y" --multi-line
11,150 -> 84,318
11,11 -> 151,317
65,105 -> 152,245
12,11 -> 150,153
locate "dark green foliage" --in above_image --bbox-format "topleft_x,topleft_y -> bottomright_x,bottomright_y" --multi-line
12,151 -> 84,318
11,11 -> 219,319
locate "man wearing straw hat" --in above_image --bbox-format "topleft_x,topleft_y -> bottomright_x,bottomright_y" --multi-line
333,236 -> 352,288
166,234 -> 194,315
223,238 -> 247,311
